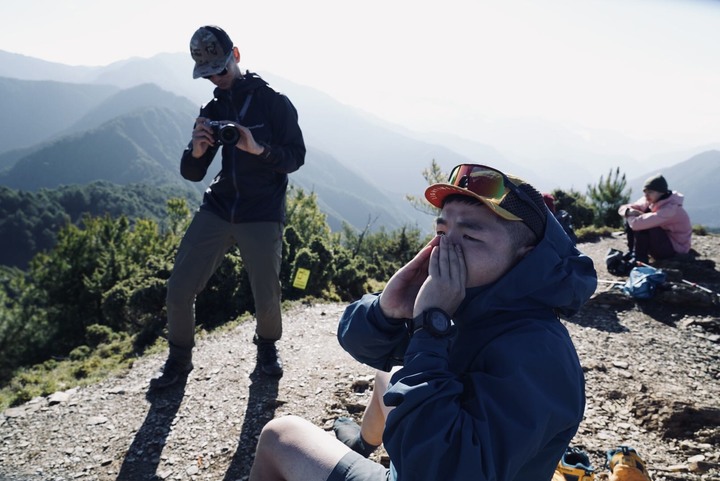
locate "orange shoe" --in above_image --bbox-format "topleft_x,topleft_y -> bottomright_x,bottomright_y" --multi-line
606,446 -> 651,481
555,446 -> 595,481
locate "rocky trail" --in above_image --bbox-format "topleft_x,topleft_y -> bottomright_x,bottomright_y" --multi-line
1,234 -> 719,481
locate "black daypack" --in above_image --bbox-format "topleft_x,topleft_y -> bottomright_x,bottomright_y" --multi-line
605,248 -> 634,276
555,210 -> 578,245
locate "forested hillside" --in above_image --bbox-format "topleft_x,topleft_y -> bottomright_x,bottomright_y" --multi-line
0,182 -> 199,268
0,188 -> 427,407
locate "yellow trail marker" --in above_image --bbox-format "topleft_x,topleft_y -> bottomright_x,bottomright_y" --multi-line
292,267 -> 310,289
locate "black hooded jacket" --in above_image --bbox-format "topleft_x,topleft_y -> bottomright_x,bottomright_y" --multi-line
180,72 -> 306,223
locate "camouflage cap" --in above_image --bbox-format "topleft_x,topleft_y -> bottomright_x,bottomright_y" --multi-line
190,25 -> 234,79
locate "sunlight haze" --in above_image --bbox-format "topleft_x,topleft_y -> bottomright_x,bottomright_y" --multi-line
2,0 -> 719,148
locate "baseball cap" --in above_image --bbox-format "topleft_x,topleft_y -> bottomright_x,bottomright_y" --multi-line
425,164 -> 547,240
190,25 -> 234,79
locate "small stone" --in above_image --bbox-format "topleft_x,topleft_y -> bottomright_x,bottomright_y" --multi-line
48,391 -> 72,405
3,407 -> 27,418
87,416 -> 108,425
688,454 -> 705,463
688,461 -> 714,473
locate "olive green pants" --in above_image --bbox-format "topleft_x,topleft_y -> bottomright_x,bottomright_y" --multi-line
166,209 -> 284,349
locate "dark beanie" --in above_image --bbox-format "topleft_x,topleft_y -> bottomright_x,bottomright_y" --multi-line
643,174 -> 668,193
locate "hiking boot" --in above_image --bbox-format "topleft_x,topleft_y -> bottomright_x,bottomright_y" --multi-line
149,357 -> 193,390
555,446 -> 595,481
254,335 -> 283,377
606,446 -> 651,481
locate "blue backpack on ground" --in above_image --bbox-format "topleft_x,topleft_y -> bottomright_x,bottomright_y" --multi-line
622,265 -> 666,299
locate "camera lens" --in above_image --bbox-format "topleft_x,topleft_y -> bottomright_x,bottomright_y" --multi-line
218,124 -> 240,145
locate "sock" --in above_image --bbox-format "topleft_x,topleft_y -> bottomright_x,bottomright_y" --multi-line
333,417 -> 379,458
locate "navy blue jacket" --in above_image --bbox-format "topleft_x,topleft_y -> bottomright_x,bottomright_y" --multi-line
338,213 -> 597,481
180,72 -> 305,223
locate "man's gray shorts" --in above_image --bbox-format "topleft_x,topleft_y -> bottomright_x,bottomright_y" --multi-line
327,451 -> 390,481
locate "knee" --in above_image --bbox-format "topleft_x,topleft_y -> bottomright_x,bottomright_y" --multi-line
634,229 -> 649,238
166,275 -> 197,308
256,415 -> 308,455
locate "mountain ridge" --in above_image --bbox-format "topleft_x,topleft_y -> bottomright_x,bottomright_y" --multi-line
0,50 -> 718,228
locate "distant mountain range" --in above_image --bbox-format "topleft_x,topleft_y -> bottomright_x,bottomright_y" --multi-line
0,50 -> 718,229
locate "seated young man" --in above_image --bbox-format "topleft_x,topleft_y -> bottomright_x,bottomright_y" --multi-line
248,164 -> 598,481
618,173 -> 692,264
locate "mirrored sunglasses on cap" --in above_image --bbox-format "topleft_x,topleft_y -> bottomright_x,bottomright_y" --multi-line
425,164 -> 546,237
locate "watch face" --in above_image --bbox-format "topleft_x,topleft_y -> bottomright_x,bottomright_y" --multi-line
428,310 -> 450,333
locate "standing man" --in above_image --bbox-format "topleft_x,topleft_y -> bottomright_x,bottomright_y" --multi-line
151,25 -> 306,389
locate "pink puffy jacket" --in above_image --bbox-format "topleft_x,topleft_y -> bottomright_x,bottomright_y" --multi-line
619,192 -> 692,254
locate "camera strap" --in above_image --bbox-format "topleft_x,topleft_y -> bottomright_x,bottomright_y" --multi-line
237,92 -> 253,122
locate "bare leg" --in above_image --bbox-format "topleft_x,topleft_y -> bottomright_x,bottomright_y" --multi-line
249,415 -> 350,481
359,369 -> 395,446
333,368 -> 399,456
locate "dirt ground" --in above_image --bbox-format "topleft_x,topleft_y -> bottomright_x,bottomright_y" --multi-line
0,233 -> 718,481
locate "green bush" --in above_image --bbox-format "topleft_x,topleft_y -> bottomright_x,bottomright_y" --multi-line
195,251 -> 249,329
69,345 -> 91,361
575,225 -> 616,243
693,225 -> 708,236
550,188 -> 595,228
586,167 -> 631,228
86,324 -> 118,346
0,187 -> 426,408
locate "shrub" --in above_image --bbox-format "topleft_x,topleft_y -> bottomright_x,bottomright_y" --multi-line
693,225 -> 708,236
575,225 -> 616,243
69,345 -> 91,361
586,167 -> 631,228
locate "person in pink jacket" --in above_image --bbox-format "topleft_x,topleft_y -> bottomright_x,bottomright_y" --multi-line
618,174 -> 692,264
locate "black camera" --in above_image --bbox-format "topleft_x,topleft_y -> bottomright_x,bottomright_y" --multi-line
205,120 -> 240,145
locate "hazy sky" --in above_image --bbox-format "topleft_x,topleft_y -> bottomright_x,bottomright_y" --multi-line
2,0 -> 719,147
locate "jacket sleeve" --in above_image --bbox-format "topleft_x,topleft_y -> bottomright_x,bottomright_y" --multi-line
381,324 -> 585,481
337,294 -> 410,372
180,142 -> 218,181
618,197 -> 649,216
179,106 -> 220,182
258,93 -> 305,174
627,202 -> 677,231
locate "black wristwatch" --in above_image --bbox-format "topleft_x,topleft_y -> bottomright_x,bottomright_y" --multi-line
411,308 -> 454,338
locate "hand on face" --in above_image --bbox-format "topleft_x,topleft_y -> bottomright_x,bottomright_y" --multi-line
413,235 -> 467,318
379,235 -> 467,320
379,201 -> 527,321
379,236 -> 440,320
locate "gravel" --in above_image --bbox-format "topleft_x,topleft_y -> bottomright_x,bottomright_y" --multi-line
1,234 -> 718,481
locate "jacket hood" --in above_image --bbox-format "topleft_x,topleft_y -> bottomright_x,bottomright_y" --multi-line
461,212 -> 597,319
655,191 -> 684,209
213,71 -> 268,99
